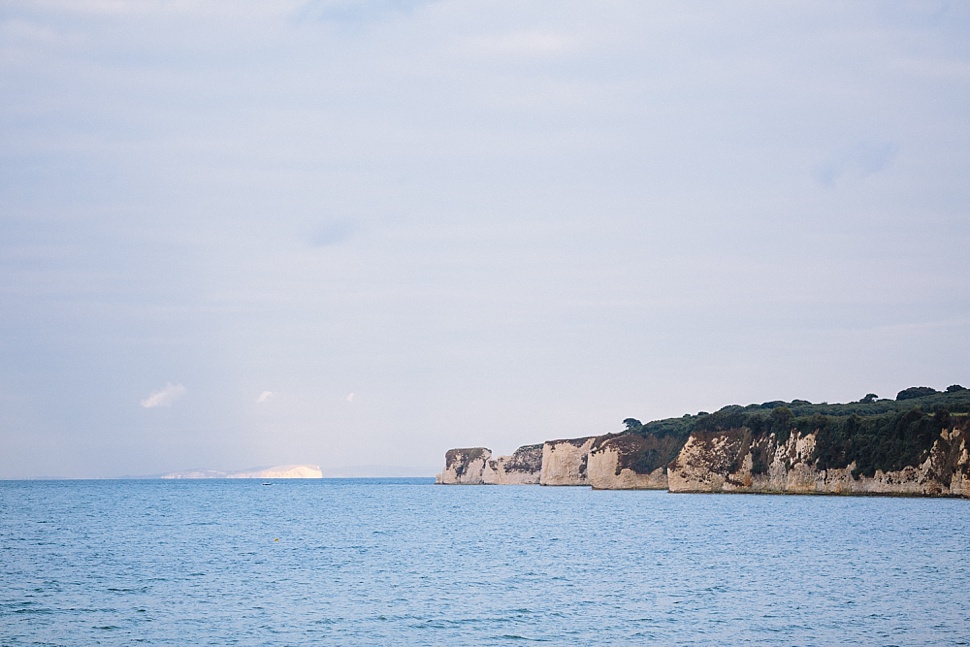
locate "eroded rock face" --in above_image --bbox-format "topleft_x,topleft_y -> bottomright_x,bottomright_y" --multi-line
435,447 -> 491,484
483,444 -> 543,485
436,418 -> 970,497
540,437 -> 595,486
667,425 -> 970,497
587,433 -> 680,490
587,441 -> 666,490
949,427 -> 970,498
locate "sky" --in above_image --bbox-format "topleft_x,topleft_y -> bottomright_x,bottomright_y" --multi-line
1,1 -> 968,478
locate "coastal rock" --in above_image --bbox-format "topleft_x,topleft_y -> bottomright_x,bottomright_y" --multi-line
436,388 -> 970,497
483,444 -> 543,485
587,435 -> 668,490
435,447 -> 491,484
667,424 -> 970,497
586,432 -> 686,490
948,428 -> 970,497
540,437 -> 595,486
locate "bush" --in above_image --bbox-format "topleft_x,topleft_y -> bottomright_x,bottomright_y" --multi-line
615,386 -> 970,474
896,386 -> 939,401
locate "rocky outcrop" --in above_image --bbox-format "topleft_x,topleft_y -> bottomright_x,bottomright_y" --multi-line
435,447 -> 491,484
483,444 -> 543,485
667,425 -> 970,497
540,437 -> 595,486
588,435 -> 668,490
437,424 -> 970,498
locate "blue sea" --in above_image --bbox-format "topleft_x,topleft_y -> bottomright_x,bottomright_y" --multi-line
1,479 -> 968,646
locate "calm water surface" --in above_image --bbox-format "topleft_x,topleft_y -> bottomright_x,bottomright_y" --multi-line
1,479 -> 968,646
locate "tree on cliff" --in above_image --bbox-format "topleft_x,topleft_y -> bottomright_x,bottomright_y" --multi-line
896,386 -> 939,401
623,418 -> 642,431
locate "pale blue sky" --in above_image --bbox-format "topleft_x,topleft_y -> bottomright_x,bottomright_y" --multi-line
1,1 -> 968,477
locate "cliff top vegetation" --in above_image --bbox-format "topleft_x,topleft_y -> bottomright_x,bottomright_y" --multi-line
622,385 -> 969,477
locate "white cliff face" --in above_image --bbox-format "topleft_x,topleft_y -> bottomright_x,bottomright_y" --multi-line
587,444 -> 667,490
435,448 -> 491,484
666,434 -> 737,492
437,420 -> 970,497
668,426 -> 970,498
483,457 -> 538,484
540,438 -> 595,486
483,444 -> 543,485
950,432 -> 970,497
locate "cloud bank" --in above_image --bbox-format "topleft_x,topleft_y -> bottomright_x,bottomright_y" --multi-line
0,2 -> 967,478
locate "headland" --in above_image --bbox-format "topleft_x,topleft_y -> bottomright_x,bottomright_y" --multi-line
437,385 -> 970,498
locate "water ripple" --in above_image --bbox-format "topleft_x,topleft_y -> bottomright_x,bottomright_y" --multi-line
1,479 -> 968,645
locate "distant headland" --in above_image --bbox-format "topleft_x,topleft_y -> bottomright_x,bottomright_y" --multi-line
161,464 -> 323,479
437,385 -> 970,498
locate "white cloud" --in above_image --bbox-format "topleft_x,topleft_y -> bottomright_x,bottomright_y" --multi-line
256,390 -> 275,403
346,392 -> 355,402
140,383 -> 186,408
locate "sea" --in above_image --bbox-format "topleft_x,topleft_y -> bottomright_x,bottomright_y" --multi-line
1,478 -> 968,646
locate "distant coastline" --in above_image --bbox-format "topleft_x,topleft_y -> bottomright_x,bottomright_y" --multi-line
160,464 -> 323,479
438,385 -> 970,498
1,465 -> 439,480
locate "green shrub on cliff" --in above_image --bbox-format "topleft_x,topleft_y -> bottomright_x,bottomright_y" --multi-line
813,407 -> 956,477
896,386 -> 940,401
622,386 -> 970,475
596,432 -> 691,475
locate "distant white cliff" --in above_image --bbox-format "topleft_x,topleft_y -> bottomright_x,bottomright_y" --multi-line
161,464 -> 323,479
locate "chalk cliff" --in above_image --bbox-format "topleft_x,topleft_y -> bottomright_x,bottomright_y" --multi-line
435,447 -> 491,484
436,386 -> 970,498
540,437 -> 595,485
588,434 -> 669,490
483,444 -> 543,485
667,424 -> 970,497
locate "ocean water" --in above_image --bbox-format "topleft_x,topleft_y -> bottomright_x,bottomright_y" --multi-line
1,479 -> 968,646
